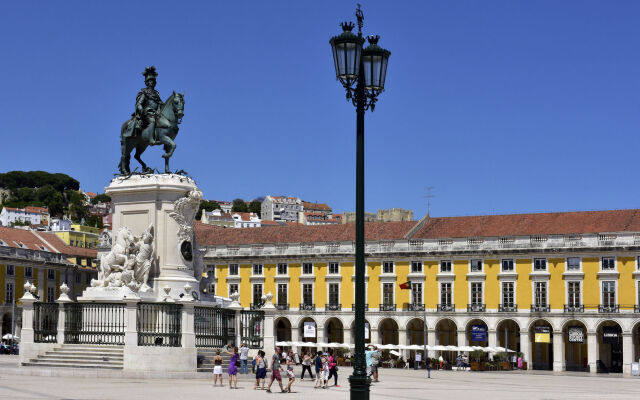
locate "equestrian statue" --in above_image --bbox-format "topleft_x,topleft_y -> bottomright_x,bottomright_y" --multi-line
119,66 -> 185,175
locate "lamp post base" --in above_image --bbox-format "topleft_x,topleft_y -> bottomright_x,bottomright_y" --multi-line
349,374 -> 370,400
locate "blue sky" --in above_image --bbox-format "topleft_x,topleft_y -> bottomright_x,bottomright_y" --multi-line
1,1 -> 639,217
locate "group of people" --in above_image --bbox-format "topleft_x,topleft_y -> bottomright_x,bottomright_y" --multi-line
210,344 -> 343,392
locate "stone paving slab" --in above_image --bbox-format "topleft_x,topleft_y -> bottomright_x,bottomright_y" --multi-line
1,357 -> 639,400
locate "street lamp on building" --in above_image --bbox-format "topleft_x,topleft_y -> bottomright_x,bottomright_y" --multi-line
329,5 -> 390,400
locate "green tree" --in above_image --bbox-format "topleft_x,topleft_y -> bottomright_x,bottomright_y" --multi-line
91,193 -> 111,204
67,190 -> 89,223
196,200 -> 221,220
231,198 -> 248,213
249,200 -> 262,217
85,214 -> 104,229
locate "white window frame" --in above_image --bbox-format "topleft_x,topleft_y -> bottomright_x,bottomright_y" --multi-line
470,259 -> 483,273
206,264 -> 216,277
411,261 -> 423,274
381,282 -> 395,306
566,257 -> 581,271
440,260 -> 452,273
302,262 -> 313,275
228,283 -> 239,297
46,286 -> 55,303
533,281 -> 549,307
277,283 -> 288,306
501,259 -> 514,272
439,281 -> 453,307
601,256 -> 617,271
500,281 -> 516,308
469,281 -> 484,306
277,263 -> 288,276
6,264 -> 15,276
47,269 -> 56,280
600,280 -> 617,307
533,258 -> 547,272
229,263 -> 239,276
565,280 -> 582,307
252,283 -> 263,305
327,282 -> 341,306
411,282 -> 423,305
382,261 -> 394,274
328,262 -> 340,275
252,263 -> 263,276
5,282 -> 14,304
24,266 -> 33,278
301,283 -> 314,306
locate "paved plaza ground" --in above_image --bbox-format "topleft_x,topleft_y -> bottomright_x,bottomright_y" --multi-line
0,356 -> 639,400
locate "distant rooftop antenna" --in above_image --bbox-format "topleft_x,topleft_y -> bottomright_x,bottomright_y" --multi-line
424,186 -> 435,216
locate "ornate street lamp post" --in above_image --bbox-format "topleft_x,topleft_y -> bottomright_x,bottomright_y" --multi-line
330,5 -> 390,400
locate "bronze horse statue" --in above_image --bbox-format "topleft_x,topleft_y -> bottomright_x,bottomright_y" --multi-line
119,92 -> 185,174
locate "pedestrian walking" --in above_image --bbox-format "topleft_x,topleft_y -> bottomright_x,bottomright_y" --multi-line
370,347 -> 381,383
301,351 -> 314,380
285,350 -> 296,393
426,360 -> 431,379
365,346 -> 375,378
314,351 -> 324,388
254,350 -> 267,390
321,355 -> 330,389
327,349 -> 339,387
212,349 -> 224,386
239,342 -> 249,374
266,346 -> 285,393
225,346 -> 239,389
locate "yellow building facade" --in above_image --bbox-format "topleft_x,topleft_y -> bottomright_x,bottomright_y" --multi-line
197,209 -> 640,375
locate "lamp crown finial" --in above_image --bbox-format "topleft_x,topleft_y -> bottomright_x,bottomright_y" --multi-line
367,35 -> 380,45
340,21 -> 355,32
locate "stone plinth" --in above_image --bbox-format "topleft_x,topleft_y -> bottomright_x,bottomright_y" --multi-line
105,174 -> 201,300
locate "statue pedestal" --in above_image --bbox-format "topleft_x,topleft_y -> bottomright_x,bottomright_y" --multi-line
104,174 -> 201,300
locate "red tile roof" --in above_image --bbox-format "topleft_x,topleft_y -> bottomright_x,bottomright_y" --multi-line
195,220 -> 416,245
0,226 -> 97,259
24,206 -> 49,214
40,233 -> 98,258
195,209 -> 640,245
411,209 -> 640,239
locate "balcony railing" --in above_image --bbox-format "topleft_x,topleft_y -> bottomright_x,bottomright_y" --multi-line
407,303 -> 425,311
325,303 -> 342,311
351,304 -> 369,311
635,305 -> 640,313
299,303 -> 315,311
598,304 -> 619,313
379,304 -> 396,312
498,304 -> 517,312
467,304 -> 486,312
437,304 -> 455,312
564,305 -> 584,313
530,305 -> 550,312
275,304 -> 289,311
249,303 -> 264,310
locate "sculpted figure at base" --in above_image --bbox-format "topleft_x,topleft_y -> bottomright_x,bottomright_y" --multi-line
92,224 -> 155,292
119,66 -> 185,175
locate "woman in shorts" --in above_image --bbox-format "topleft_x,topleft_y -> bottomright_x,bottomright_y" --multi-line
213,349 -> 224,386
225,346 -> 239,389
285,350 -> 296,393
254,350 -> 267,390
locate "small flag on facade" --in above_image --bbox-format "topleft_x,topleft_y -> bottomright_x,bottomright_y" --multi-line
399,281 -> 411,290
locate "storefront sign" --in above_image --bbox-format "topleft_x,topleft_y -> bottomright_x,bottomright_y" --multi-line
303,321 -> 316,338
471,325 -> 487,342
602,327 -> 620,344
568,326 -> 584,343
365,322 -> 370,340
534,326 -> 551,343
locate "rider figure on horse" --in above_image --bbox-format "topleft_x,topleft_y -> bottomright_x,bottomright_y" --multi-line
135,66 -> 163,145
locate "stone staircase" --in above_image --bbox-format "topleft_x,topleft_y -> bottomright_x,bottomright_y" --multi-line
197,348 -> 233,373
22,344 -> 124,369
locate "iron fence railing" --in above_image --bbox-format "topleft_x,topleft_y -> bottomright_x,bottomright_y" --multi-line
564,305 -> 584,313
137,303 -> 182,347
34,302 -> 58,343
379,304 -> 396,312
64,303 -> 125,345
299,303 -> 315,311
598,304 -> 619,313
467,304 -> 486,312
240,310 -> 264,349
407,303 -> 425,311
351,304 -> 369,311
194,306 -> 235,348
276,304 -> 290,311
530,305 -> 550,312
325,303 -> 341,311
437,304 -> 455,312
498,304 -> 517,312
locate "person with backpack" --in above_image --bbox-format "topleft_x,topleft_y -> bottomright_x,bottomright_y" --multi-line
254,350 -> 267,390
314,351 -> 324,388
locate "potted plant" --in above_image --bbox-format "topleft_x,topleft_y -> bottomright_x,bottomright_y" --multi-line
498,352 -> 511,370
470,349 -> 484,371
